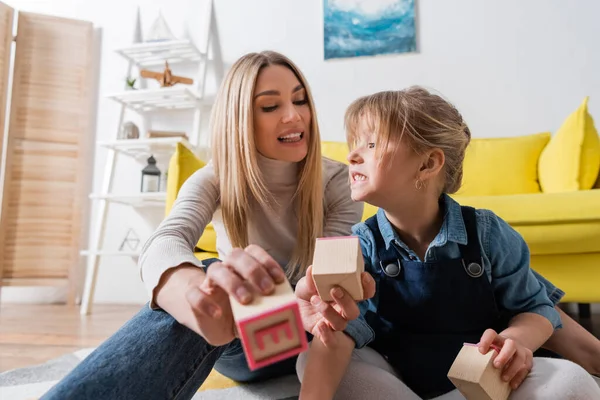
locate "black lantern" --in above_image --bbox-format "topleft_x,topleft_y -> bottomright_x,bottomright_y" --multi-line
141,155 -> 161,192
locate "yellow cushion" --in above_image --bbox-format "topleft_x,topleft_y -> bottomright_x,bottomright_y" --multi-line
453,189 -> 600,255
166,143 -> 216,253
320,141 -> 378,221
538,97 -> 600,192
456,132 -> 550,196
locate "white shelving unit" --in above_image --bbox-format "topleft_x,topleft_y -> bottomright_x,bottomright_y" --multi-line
80,2 -> 224,315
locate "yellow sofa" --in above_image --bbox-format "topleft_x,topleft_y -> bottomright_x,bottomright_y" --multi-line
166,97 -> 600,305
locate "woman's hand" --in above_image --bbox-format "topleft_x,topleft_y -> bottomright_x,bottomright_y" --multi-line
478,329 -> 534,389
155,244 -> 286,346
295,265 -> 375,347
201,244 -> 287,305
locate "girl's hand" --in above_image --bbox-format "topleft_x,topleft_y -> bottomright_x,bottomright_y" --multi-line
295,265 -> 375,347
478,329 -> 534,389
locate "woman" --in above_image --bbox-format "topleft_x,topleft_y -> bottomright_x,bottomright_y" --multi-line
42,51 -> 599,400
41,51 -> 375,400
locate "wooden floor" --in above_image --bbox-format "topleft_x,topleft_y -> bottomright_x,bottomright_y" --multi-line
0,303 -> 598,373
0,304 -> 140,372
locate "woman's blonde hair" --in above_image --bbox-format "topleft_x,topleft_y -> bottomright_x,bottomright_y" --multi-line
210,51 -> 323,281
345,86 -> 471,194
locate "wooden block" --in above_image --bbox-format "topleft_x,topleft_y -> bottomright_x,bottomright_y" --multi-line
447,343 -> 512,400
230,279 -> 308,371
312,236 -> 364,301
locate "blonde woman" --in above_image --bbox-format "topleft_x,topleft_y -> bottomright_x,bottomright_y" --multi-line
41,51 -> 375,400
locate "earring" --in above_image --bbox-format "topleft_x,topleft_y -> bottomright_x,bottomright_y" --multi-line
415,178 -> 425,190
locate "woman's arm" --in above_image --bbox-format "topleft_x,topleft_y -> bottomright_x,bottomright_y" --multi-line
139,162 -> 219,309
299,331 -> 355,400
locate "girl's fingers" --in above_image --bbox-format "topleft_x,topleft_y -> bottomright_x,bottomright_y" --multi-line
478,329 -> 499,354
330,286 -> 360,321
494,338 -> 516,370
509,365 -> 530,389
310,295 -> 347,331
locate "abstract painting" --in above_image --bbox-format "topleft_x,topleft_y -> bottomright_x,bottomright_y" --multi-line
323,0 -> 416,60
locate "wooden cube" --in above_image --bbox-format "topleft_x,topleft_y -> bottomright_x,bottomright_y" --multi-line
311,236 -> 364,302
231,279 -> 308,371
447,343 -> 512,400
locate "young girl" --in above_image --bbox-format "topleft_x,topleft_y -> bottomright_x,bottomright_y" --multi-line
296,87 -> 600,399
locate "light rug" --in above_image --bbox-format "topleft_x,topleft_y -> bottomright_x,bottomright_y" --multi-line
0,348 -> 300,400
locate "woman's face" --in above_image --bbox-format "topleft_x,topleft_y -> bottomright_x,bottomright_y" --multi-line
253,64 -> 311,162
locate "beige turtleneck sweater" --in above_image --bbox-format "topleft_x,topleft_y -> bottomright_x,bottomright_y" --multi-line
139,154 -> 364,306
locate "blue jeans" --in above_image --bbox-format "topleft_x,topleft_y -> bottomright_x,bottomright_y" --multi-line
41,259 -> 299,400
40,305 -> 298,399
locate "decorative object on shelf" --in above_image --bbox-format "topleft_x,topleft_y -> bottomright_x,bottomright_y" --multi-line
125,76 -> 137,90
141,155 -> 161,192
118,228 -> 141,252
323,0 -> 416,60
140,61 -> 193,87
145,11 -> 175,42
119,121 -> 140,139
80,0 -> 225,315
147,130 -> 188,140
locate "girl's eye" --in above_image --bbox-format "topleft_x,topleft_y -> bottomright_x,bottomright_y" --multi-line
261,105 -> 278,112
368,142 -> 375,149
293,98 -> 308,106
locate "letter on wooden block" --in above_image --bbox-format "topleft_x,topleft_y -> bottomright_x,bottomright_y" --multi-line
447,343 -> 511,400
312,236 -> 364,301
231,279 -> 308,371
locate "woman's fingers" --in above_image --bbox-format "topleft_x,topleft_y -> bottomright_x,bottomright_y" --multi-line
223,247 -> 281,295
204,261 -> 254,304
244,244 -> 286,283
185,284 -> 222,318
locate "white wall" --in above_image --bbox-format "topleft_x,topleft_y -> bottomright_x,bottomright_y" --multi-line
2,0 -> 599,307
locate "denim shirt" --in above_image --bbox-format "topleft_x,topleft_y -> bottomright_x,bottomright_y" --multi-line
344,194 -> 564,349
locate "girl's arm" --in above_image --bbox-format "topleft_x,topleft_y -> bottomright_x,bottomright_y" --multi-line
299,331 -> 355,400
501,312 -> 553,351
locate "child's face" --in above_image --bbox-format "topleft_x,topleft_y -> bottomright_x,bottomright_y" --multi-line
347,119 -> 425,207
252,65 -> 311,162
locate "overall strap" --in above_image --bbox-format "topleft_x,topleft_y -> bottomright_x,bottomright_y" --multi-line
458,206 -> 484,278
364,215 -> 402,278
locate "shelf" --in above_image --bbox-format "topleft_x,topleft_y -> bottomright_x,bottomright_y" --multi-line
115,39 -> 204,68
89,192 -> 167,207
106,86 -> 210,113
97,137 -> 196,160
80,250 -> 140,258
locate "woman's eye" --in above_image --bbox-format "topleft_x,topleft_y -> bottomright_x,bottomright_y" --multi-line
261,105 -> 278,112
293,98 -> 308,106
367,142 -> 375,149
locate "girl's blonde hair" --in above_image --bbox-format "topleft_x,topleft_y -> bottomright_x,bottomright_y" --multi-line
210,51 -> 323,281
345,86 -> 471,194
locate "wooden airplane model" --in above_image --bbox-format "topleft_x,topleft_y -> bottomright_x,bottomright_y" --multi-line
140,61 -> 194,87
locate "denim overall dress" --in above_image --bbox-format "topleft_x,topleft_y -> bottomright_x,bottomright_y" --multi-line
364,206 -> 505,399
